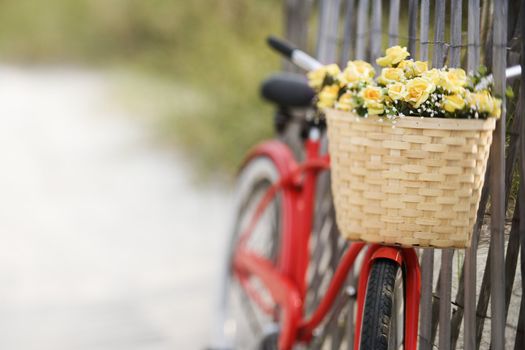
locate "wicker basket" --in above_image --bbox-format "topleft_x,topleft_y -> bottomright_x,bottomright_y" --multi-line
325,109 -> 496,248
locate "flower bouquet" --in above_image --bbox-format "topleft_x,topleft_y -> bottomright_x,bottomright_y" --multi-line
310,46 -> 500,248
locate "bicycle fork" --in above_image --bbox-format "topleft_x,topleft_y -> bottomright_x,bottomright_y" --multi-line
353,245 -> 421,350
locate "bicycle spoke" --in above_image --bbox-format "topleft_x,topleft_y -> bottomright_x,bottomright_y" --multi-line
235,279 -> 263,338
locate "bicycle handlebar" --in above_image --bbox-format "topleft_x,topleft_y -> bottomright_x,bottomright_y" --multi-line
267,36 -> 296,59
505,65 -> 522,79
267,35 -> 323,71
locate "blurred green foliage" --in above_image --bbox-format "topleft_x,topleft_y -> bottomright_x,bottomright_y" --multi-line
0,0 -> 282,174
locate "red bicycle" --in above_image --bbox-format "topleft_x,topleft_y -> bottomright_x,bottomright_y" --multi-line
210,37 -> 421,350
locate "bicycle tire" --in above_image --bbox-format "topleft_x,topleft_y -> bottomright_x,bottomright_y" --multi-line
213,156 -> 283,350
359,259 -> 405,350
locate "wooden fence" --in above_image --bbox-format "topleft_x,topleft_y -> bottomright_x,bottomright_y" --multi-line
283,0 -> 525,348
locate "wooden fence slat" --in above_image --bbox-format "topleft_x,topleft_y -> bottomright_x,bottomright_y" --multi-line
316,0 -> 327,59
508,0 -> 522,43
459,230 -> 480,349
450,250 -> 467,349
432,0 -> 447,68
283,0 -> 313,72
418,2 -> 432,348
431,274 -> 442,344
516,294 -> 525,349
431,1 -> 451,349
490,0 -> 508,348
355,0 -> 370,59
370,0 -> 382,64
482,0 -> 494,70
476,239 -> 492,347
408,0 -> 419,55
516,110 -> 525,340
480,0 -> 492,63
504,202 -> 521,321
463,2 -> 481,347
439,249 -> 454,350
388,0 -> 400,46
317,0 -> 342,63
419,0 -> 430,61
449,0 -> 462,67
466,175 -> 490,349
515,1 -> 525,347
516,141 -> 525,339
500,95 -> 522,331
419,250 -> 435,350
467,0 -> 481,70
472,0 -> 511,346
341,0 -> 356,65
462,223 -> 479,350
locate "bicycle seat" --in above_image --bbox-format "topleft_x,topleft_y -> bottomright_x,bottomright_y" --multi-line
260,72 -> 315,107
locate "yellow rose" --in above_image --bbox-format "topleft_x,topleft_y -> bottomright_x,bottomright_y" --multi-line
443,94 -> 466,113
307,64 -> 341,89
398,60 -> 429,78
448,68 -> 467,83
465,90 -> 478,111
376,46 -> 410,67
361,86 -> 383,102
317,85 -> 340,108
335,91 -> 355,111
440,68 -> 468,93
397,60 -> 410,69
377,68 -> 405,85
340,60 -> 375,84
387,82 -> 408,100
473,91 -> 492,111
366,101 -> 384,115
492,98 -> 502,118
468,90 -> 501,118
405,77 -> 435,108
421,68 -> 442,85
414,61 -> 429,75
353,60 -> 375,77
307,69 -> 325,89
360,86 -> 384,115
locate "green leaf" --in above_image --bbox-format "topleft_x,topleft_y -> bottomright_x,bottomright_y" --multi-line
505,86 -> 515,99
478,65 -> 488,76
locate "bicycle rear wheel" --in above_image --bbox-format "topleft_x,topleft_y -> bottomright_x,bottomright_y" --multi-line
359,259 -> 405,350
213,156 -> 283,350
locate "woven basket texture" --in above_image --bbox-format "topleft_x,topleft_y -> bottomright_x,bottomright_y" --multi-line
325,109 -> 496,248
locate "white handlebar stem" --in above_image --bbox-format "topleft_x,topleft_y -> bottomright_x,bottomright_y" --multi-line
290,50 -> 323,71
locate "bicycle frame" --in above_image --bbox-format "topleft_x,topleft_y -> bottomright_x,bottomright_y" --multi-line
232,132 -> 421,350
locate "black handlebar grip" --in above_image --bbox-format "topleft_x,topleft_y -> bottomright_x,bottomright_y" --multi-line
267,36 -> 296,59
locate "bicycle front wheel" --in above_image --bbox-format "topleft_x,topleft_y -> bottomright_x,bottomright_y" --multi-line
359,259 -> 405,350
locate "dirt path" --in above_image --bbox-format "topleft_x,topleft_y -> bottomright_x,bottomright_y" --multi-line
0,66 -> 230,349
